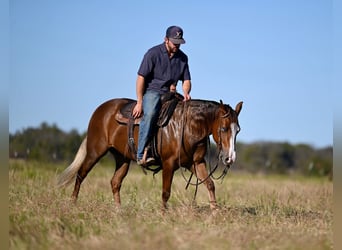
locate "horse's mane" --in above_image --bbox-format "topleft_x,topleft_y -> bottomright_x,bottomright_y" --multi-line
180,99 -> 220,120
187,99 -> 219,107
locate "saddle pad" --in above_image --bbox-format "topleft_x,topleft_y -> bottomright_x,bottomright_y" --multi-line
115,101 -> 141,125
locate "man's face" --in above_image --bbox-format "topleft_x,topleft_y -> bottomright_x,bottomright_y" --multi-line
165,38 -> 181,54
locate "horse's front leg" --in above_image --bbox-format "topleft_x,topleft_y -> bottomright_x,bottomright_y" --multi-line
110,155 -> 130,208
161,163 -> 175,211
193,162 -> 218,210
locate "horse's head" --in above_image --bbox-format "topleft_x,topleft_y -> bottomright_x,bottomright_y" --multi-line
212,101 -> 243,166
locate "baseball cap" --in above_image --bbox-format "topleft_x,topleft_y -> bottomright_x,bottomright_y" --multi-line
166,26 -> 186,44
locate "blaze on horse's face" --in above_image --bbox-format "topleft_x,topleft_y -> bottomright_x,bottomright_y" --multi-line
214,101 -> 243,166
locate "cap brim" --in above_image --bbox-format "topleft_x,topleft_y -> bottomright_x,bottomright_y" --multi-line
169,38 -> 186,44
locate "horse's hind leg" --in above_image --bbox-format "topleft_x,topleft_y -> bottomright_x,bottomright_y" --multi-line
192,162 -> 218,209
110,151 -> 130,207
71,151 -> 105,202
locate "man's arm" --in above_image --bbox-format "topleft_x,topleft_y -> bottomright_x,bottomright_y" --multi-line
182,80 -> 191,101
132,75 -> 145,118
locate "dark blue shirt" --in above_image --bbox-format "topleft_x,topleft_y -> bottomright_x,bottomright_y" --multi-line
138,43 -> 191,94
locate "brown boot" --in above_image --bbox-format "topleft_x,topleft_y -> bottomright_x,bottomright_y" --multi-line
137,157 -> 156,167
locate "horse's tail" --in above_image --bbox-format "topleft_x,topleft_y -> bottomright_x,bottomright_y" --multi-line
57,136 -> 87,188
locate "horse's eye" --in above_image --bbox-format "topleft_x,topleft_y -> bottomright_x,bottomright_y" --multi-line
220,127 -> 229,132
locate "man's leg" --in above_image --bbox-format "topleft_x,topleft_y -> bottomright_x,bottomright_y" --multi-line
137,91 -> 160,163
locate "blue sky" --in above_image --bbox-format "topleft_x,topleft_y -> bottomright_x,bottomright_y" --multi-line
9,0 -> 333,148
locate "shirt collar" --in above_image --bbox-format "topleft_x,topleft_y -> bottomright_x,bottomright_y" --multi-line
160,42 -> 181,57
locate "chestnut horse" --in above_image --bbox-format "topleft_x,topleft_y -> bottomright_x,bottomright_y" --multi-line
58,98 -> 243,210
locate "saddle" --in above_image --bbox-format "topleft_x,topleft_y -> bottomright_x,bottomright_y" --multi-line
115,92 -> 183,165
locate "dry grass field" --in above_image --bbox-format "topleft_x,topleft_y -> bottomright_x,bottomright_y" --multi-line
9,160 -> 333,250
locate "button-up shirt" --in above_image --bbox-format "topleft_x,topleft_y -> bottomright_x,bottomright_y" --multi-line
137,43 -> 191,94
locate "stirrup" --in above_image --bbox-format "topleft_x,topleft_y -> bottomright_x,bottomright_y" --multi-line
137,157 -> 156,166
137,157 -> 155,165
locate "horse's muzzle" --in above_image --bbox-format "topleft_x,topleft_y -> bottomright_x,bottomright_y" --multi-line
220,151 -> 236,166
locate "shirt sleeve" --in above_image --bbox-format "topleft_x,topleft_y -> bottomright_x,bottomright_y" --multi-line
137,50 -> 154,77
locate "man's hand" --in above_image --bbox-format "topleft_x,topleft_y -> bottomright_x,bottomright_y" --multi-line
183,93 -> 191,101
170,84 -> 176,92
132,102 -> 143,118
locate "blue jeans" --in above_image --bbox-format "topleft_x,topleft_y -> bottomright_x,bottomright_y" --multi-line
137,90 -> 161,160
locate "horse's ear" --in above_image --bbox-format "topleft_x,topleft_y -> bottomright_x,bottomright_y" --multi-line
220,100 -> 223,105
235,101 -> 243,116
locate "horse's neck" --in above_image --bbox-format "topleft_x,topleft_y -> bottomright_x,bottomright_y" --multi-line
182,100 -> 218,135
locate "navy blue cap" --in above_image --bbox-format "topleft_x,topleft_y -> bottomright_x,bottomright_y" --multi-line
166,26 -> 186,44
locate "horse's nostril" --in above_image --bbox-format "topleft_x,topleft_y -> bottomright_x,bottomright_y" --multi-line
222,157 -> 231,165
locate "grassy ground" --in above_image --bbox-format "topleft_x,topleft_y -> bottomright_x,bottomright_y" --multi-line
9,160 -> 333,250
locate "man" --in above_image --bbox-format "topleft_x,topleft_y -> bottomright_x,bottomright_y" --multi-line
132,25 -> 192,166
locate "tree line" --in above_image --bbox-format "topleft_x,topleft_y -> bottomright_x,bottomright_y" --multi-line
9,122 -> 332,178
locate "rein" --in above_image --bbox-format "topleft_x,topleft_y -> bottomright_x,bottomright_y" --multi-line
181,138 -> 230,186
178,102 -> 231,201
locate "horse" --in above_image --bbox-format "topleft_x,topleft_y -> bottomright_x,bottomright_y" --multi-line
57,97 -> 243,210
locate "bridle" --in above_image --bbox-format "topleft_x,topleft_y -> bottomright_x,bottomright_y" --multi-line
179,103 -> 234,199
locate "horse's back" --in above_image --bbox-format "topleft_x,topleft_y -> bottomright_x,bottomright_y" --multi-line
91,98 -> 134,117
87,98 -> 135,138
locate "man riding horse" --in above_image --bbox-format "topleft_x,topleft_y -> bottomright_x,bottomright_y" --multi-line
132,26 -> 192,166
57,25 -> 243,211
